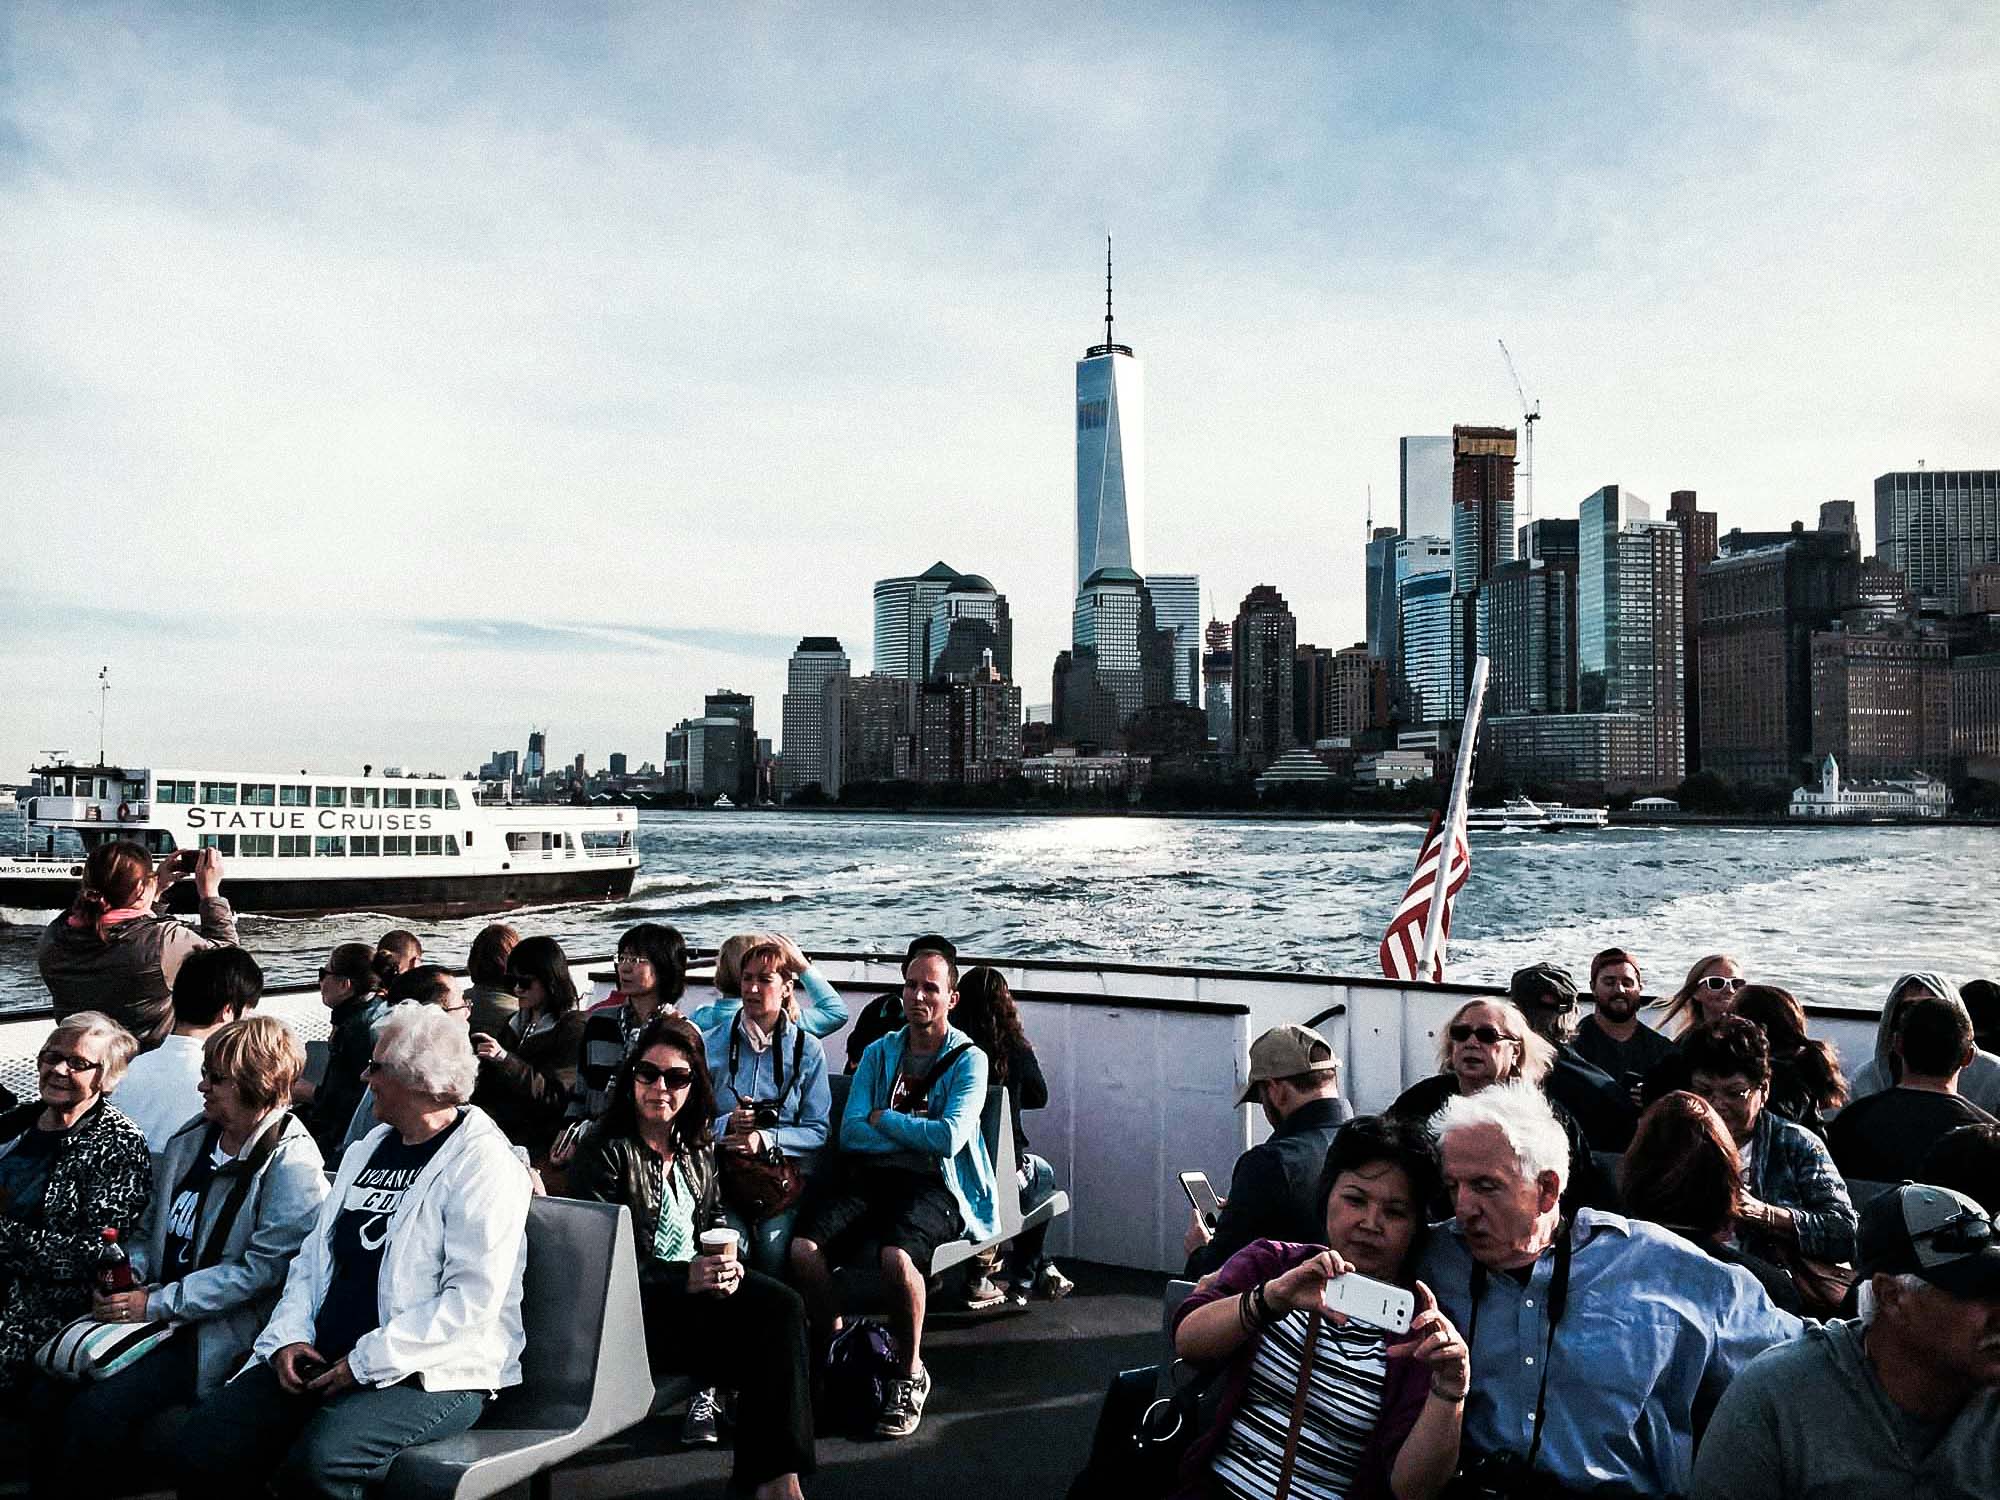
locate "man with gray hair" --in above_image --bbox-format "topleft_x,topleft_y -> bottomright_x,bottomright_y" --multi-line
1691,1183 -> 1999,1499
1417,1081 -> 1801,1496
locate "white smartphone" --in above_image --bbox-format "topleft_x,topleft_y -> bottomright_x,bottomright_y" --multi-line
1179,1171 -> 1221,1231
1320,1271 -> 1415,1334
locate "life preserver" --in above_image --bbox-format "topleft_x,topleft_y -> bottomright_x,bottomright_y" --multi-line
116,802 -> 133,822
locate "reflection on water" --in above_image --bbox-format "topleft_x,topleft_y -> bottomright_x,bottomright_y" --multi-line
4,811 -> 1995,1014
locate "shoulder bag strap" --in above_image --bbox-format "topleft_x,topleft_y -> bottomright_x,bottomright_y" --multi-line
195,1114 -> 292,1272
1272,1310 -> 1323,1500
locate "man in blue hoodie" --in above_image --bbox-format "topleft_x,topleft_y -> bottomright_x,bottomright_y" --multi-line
789,944 -> 997,1438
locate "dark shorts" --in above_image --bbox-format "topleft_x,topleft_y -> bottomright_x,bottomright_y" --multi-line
797,1160 -> 965,1268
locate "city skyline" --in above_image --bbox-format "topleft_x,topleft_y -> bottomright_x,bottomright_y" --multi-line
5,5 -> 1998,774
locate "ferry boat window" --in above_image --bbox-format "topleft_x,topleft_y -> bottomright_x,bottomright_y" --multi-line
198,834 -> 237,856
414,788 -> 443,809
279,785 -> 310,806
121,779 -> 146,802
315,787 -> 345,808
315,835 -> 345,857
278,835 -> 309,858
444,789 -> 460,810
351,836 -> 381,856
384,835 -> 411,856
352,787 -> 380,808
414,835 -> 442,856
241,784 -> 275,806
157,780 -> 196,804
383,788 -> 412,808
240,835 -> 274,857
200,782 -> 238,804
445,835 -> 460,856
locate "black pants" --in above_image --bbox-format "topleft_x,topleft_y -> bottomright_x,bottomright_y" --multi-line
26,1337 -> 200,1500
640,1260 -> 816,1488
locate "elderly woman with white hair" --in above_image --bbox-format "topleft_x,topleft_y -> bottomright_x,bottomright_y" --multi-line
0,1012 -> 151,1391
175,1004 -> 531,1500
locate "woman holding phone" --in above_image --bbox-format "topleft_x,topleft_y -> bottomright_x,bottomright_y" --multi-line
568,1013 -> 813,1500
470,935 -> 585,1162
1170,1116 -> 1469,1500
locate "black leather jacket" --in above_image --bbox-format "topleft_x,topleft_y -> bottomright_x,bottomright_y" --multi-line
569,1130 -> 721,1268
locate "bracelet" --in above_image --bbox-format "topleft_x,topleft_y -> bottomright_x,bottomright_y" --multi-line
1429,1378 -> 1468,1402
1251,1280 -> 1275,1329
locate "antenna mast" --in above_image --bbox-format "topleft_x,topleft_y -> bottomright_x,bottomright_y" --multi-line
1498,339 -> 1541,525
96,665 -> 109,765
1104,235 -> 1114,349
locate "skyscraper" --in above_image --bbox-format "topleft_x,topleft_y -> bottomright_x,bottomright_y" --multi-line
926,576 -> 1013,681
1364,526 -> 1400,663
1452,425 -> 1518,715
1232,585 -> 1298,772
1874,469 -> 2000,614
1400,436 -> 1453,541
1068,568 -> 1174,726
1482,558 -> 1578,716
1580,486 -> 1686,783
1293,644 -> 1334,744
1075,243 -> 1145,593
1399,571 -> 1457,724
1203,618 -> 1234,753
1668,491 -> 1718,772
1329,645 -> 1390,737
780,636 -> 850,798
1387,535 -> 1453,716
872,562 -> 961,679
525,729 -> 547,783
1144,572 -> 1201,706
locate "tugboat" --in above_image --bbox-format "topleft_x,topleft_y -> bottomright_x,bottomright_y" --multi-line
0,761 -> 640,918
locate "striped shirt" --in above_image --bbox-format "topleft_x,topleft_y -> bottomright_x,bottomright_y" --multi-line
565,994 -> 679,1123
1211,1310 -> 1388,1500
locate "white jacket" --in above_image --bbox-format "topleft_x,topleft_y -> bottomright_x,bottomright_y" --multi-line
252,1105 -> 529,1392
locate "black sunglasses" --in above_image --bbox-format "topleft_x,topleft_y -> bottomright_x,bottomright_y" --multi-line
509,974 -> 538,991
1449,1023 -> 1510,1046
631,1062 -> 694,1089
1919,1207 -> 1997,1255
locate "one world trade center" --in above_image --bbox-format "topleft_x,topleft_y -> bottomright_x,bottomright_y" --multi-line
1075,240 -> 1145,595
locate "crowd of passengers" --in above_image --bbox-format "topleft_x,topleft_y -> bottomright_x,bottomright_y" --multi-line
4,838 -> 1995,1499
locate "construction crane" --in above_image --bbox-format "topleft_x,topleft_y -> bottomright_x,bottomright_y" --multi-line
1498,339 -> 1540,525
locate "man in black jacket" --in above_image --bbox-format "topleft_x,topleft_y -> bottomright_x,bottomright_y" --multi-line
1183,1023 -> 1354,1276
1509,961 -> 1640,1153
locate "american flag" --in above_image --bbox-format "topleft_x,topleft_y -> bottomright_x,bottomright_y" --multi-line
1378,811 -> 1471,983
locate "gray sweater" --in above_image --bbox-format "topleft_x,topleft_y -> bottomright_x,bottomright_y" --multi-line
131,1110 -> 328,1396
1691,1318 -> 1999,1500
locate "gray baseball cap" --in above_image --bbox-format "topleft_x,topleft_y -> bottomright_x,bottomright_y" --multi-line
1858,1183 -> 2000,1299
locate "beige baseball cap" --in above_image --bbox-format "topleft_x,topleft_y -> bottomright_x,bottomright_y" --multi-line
1239,1023 -> 1340,1105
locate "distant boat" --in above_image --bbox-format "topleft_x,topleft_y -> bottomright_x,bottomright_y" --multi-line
713,793 -> 736,809
1464,796 -> 1608,831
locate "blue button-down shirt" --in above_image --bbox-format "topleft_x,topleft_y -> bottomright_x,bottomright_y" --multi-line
1416,1209 -> 1805,1496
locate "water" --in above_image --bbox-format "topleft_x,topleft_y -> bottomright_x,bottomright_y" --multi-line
2,810 -> 1994,1016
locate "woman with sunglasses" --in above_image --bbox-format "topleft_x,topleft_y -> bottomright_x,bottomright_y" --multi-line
1658,954 -> 1746,1034
0,1013 -> 150,1392
470,936 -> 585,1163
301,942 -> 392,1159
1387,999 -> 1607,1210
569,1014 -> 813,1500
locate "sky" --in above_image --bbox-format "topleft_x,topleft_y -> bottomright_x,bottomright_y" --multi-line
3,2 -> 1996,778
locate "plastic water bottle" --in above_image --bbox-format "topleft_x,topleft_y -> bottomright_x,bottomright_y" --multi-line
94,1227 -> 134,1296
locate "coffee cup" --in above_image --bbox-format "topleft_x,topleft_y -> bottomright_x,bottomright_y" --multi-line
699,1227 -> 740,1263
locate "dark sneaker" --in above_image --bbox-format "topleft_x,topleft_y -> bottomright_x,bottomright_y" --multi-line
963,1275 -> 1006,1310
875,1363 -> 931,1438
681,1386 -> 720,1445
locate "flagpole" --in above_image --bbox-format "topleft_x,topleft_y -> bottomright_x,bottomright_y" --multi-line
1417,655 -> 1489,981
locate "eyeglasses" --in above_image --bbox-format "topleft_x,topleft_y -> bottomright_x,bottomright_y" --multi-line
1449,1024 -> 1511,1046
37,1050 -> 102,1074
616,954 -> 653,967
1918,1207 -> 1997,1255
1690,1078 -> 1759,1105
361,1058 -> 386,1076
440,1000 -> 472,1015
509,975 -> 538,992
318,967 -> 335,980
1699,975 -> 1747,994
631,1063 -> 694,1090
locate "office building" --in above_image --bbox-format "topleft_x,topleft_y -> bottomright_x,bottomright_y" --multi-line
1579,486 -> 1685,784
780,636 -> 850,798
1400,436 -> 1453,541
1330,645 -> 1390,736
1485,713 -> 1659,791
1386,535 -> 1453,716
1232,585 -> 1298,772
1293,644 -> 1334,745
1952,652 -> 2000,772
1400,570 -> 1457,724
1819,500 -> 1860,554
681,716 -> 749,803
1202,618 -> 1234,754
873,562 -> 961,679
1144,572 -> 1202,706
927,577 -> 1012,681
1667,491 -> 1718,771
1452,426 -> 1518,714
1068,567 -> 1174,727
821,674 -> 917,798
525,730 -> 547,783
1482,557 -> 1578,717
1697,531 -> 1858,784
1364,527 -> 1400,663
1519,518 -> 1579,564
607,752 -> 627,779
1811,620 -> 1951,780
1874,469 -> 2000,614
1075,249 -> 1145,592
704,691 -> 754,729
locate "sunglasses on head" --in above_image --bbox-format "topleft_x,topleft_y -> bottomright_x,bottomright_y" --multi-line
1699,975 -> 1746,993
1918,1207 -> 1997,1255
631,1062 -> 694,1089
1449,1023 -> 1510,1046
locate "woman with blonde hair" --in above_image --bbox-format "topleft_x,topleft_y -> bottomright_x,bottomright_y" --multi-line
688,932 -> 849,1039
1387,997 -> 1608,1208
1657,953 -> 1745,1035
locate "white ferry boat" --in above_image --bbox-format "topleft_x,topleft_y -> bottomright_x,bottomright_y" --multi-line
0,762 -> 639,918
1463,796 -> 1610,831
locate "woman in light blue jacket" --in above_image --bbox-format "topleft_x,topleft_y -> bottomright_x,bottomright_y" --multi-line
38,1016 -> 327,1499
175,1005 -> 530,1500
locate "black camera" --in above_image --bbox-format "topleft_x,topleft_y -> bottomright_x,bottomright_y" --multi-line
750,1101 -> 782,1128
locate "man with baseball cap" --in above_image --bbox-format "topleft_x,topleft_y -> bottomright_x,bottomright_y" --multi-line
1183,1022 -> 1353,1276
1508,961 -> 1639,1153
1692,1182 -> 2000,1498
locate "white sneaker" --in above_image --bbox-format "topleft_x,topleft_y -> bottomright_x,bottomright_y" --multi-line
681,1385 -> 720,1445
875,1363 -> 931,1438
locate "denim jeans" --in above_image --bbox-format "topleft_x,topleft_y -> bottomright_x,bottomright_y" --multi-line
720,1201 -> 801,1280
1006,1154 -> 1059,1281
174,1360 -> 487,1500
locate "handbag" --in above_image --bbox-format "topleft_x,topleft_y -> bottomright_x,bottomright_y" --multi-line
1774,1242 -> 1855,1317
718,1023 -> 810,1221
1066,1361 -> 1215,1500
36,1313 -> 176,1383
